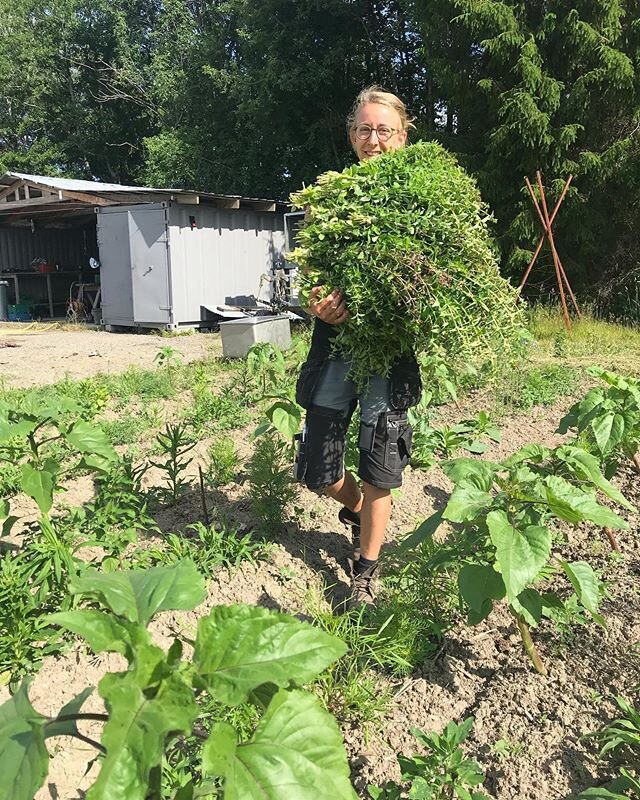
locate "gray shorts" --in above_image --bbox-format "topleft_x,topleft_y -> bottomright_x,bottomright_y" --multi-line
295,358 -> 413,491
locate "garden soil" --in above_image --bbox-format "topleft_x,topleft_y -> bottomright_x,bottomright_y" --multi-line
1,326 -> 638,800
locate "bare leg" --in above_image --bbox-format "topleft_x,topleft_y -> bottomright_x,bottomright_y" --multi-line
324,470 -> 363,514
359,482 -> 391,560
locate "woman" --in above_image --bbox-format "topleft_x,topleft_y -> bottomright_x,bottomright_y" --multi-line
294,86 -> 422,607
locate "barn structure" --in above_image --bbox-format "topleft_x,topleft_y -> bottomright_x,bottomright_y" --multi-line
0,172 -> 289,329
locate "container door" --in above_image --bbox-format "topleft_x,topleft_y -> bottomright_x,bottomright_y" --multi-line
129,206 -> 171,324
97,210 -> 135,324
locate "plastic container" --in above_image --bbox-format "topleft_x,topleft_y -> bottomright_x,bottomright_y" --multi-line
219,315 -> 291,358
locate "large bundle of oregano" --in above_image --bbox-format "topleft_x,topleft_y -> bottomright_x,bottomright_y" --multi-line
290,141 -> 525,386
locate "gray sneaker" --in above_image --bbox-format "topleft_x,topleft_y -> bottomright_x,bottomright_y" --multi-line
347,560 -> 378,609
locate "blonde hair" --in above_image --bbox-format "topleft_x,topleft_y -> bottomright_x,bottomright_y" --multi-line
346,85 -> 415,135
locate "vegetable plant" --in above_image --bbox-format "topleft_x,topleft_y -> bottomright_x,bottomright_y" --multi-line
368,718 -> 490,800
409,405 -> 501,469
579,695 -> 640,799
290,141 -> 526,387
404,443 -> 635,675
0,560 -> 356,800
0,396 -> 118,532
559,367 -> 640,477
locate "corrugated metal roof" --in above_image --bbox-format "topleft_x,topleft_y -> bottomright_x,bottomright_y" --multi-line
0,172 -> 284,208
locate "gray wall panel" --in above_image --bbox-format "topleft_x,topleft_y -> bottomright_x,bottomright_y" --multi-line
0,224 -> 97,272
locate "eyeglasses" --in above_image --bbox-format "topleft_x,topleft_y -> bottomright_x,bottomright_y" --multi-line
353,124 -> 399,142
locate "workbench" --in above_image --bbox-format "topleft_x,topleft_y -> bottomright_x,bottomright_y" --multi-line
0,270 -> 90,318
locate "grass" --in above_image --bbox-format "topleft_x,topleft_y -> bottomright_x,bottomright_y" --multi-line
528,306 -> 640,376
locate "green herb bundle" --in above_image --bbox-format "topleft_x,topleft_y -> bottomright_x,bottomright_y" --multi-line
290,141 -> 525,386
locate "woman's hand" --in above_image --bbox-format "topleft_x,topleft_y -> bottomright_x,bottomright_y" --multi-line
307,286 -> 349,325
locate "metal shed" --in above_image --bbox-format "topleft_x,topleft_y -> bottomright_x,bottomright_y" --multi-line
0,173 -> 288,327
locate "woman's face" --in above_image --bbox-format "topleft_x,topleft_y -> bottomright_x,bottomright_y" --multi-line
350,102 -> 407,162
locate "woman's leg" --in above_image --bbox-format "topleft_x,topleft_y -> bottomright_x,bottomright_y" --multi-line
359,481 -> 391,560
324,470 -> 363,514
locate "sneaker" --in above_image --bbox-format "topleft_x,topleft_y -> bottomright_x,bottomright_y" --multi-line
338,506 -> 361,561
347,560 -> 378,609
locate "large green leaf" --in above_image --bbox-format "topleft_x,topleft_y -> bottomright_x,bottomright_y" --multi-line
47,610 -> 138,657
69,560 -> 206,624
502,443 -> 551,467
591,412 -> 623,455
510,588 -> 543,628
544,476 -> 628,528
0,418 -> 37,443
0,681 -> 48,800
443,486 -> 493,523
203,689 -> 356,800
399,511 -> 444,552
560,561 -> 604,623
458,564 -> 505,621
487,511 -> 551,602
88,646 -> 197,800
441,458 -> 500,491
555,446 -> 635,510
19,464 -> 54,514
66,420 -> 118,462
194,606 -> 347,707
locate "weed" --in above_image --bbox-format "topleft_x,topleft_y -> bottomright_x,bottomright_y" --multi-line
0,461 -> 21,499
135,519 -> 268,575
246,432 -> 298,533
496,363 -> 580,411
491,736 -> 527,759
369,718 -> 490,800
101,413 -> 154,446
151,422 -> 197,505
108,366 -> 176,407
185,388 -> 249,436
579,694 -> 640,798
203,438 -> 240,488
306,596 -> 411,725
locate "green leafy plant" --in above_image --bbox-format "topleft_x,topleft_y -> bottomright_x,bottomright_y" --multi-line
0,396 -> 118,533
368,718 -> 490,800
243,342 -> 287,401
70,459 -> 158,568
134,519 -> 267,575
497,363 -> 580,411
0,560 -> 356,800
246,432 -> 298,533
291,141 -> 525,387
204,438 -> 240,488
151,422 -> 197,506
186,388 -> 249,436
404,443 -> 635,675
578,695 -> 640,799
559,367 -> 640,477
409,405 -> 501,469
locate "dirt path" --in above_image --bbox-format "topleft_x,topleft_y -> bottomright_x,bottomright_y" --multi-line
0,324 -> 219,387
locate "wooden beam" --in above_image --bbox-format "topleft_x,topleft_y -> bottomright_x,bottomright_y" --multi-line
0,180 -> 24,202
175,194 -> 200,205
212,198 -> 240,209
0,196 -> 66,211
247,201 -> 277,212
60,189 -> 113,205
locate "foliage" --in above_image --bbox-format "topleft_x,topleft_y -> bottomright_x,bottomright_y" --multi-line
0,560 -> 356,800
0,395 -> 118,530
133,519 -> 268,576
409,404 -> 502,469
497,363 -> 581,411
69,459 -> 158,568
0,520 -> 78,683
246,432 -> 298,533
404,442 -> 635,674
204,439 -> 241,488
243,343 -> 287,401
291,141 -> 526,387
151,423 -> 197,506
369,718 -> 490,800
559,367 -> 640,476
416,0 -> 640,290
579,695 -> 640,799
